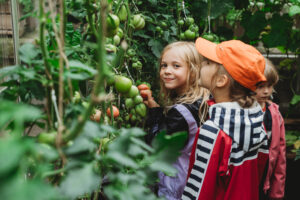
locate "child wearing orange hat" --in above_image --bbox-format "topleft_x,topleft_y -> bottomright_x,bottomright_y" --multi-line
182,38 -> 269,200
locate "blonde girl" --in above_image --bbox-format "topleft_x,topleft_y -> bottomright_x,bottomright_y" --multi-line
142,41 -> 209,200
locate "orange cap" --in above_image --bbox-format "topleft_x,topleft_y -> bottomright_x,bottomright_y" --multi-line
195,37 -> 266,91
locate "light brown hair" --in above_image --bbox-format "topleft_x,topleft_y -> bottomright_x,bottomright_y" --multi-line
159,41 -> 210,123
264,58 -> 279,86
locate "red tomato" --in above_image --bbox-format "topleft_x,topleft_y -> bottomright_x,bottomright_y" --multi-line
106,105 -> 120,118
137,84 -> 150,91
140,89 -> 151,100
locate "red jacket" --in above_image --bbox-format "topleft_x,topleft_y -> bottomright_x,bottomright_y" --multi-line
263,102 -> 286,199
182,102 -> 269,200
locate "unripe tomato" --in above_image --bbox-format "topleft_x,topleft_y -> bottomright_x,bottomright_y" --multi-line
185,17 -> 194,26
137,84 -> 150,91
106,105 -> 119,118
127,85 -> 139,98
107,14 -> 120,30
72,91 -> 81,103
135,103 -> 147,117
113,35 -> 121,46
106,73 -> 115,86
156,26 -> 162,32
132,14 -> 145,30
184,29 -> 196,40
178,19 -> 184,26
130,114 -> 137,123
202,34 -> 215,42
125,98 -> 134,109
117,28 -> 124,38
134,95 -> 143,104
179,32 -> 186,40
105,44 -> 117,53
114,75 -> 132,93
160,21 -> 168,29
117,4 -> 127,22
37,132 -> 57,146
127,48 -> 136,57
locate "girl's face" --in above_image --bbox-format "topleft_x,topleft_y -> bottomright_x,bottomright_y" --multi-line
199,59 -> 219,90
160,48 -> 189,95
255,82 -> 273,105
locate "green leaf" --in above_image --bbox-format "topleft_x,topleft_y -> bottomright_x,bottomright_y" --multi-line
290,94 -> 300,105
106,151 -> 138,168
0,175 -> 60,200
289,5 -> 300,16
148,39 -> 164,58
241,11 -> 267,40
19,43 -> 39,64
59,164 -> 101,199
0,138 -> 26,178
0,100 -> 42,130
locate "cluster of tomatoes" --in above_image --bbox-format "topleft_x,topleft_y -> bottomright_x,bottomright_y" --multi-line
178,17 -> 200,41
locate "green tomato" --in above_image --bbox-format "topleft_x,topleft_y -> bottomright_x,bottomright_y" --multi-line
107,14 -> 120,30
114,75 -> 132,93
117,28 -> 124,38
185,17 -> 194,26
160,21 -> 168,29
113,35 -> 121,46
72,91 -> 81,103
179,32 -> 186,40
135,103 -> 147,117
156,26 -> 162,32
37,132 -> 57,146
132,14 -> 145,30
106,73 -> 115,86
202,34 -> 215,42
127,48 -> 136,57
178,19 -> 184,26
184,29 -> 196,40
130,114 -> 137,122
133,95 -> 143,104
117,4 -> 127,22
127,85 -> 139,98
125,98 -> 134,109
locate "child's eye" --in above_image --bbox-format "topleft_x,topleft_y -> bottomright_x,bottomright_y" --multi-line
160,64 -> 167,68
174,64 -> 180,68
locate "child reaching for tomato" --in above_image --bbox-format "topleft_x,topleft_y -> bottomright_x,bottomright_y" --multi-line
142,41 -> 210,200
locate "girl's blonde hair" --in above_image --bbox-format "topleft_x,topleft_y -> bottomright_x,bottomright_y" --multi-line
208,58 -> 256,108
159,41 -> 210,123
264,58 -> 279,86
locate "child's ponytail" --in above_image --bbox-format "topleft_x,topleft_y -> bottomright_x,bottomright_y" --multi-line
230,81 -> 256,108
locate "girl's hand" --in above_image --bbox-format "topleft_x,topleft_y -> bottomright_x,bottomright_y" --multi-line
140,89 -> 160,108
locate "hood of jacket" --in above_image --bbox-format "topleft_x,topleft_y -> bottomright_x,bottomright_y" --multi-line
209,101 -> 268,152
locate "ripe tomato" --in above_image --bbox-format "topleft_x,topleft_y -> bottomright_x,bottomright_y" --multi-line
137,84 -> 150,91
114,75 -> 132,93
106,105 -> 120,118
91,109 -> 102,122
140,89 -> 151,100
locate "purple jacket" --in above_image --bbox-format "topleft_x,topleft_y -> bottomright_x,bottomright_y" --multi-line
158,104 -> 199,200
263,102 -> 286,199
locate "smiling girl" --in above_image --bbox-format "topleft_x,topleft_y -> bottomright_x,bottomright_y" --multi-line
142,41 -> 210,200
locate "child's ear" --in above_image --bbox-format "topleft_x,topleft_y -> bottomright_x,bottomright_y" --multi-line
215,74 -> 229,88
